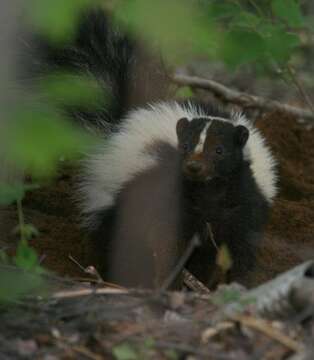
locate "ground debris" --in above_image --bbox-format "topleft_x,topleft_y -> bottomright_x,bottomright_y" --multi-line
0,277 -> 311,360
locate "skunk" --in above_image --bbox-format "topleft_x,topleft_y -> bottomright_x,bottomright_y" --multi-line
79,101 -> 277,287
23,9 -> 278,288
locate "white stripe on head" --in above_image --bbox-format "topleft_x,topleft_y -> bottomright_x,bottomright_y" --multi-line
193,116 -> 228,154
194,121 -> 212,153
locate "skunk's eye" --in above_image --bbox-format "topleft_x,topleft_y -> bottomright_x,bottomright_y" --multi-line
215,146 -> 224,155
182,143 -> 189,151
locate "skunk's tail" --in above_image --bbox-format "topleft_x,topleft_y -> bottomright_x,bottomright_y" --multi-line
20,8 -> 171,132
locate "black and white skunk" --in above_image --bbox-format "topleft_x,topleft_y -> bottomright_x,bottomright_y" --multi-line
79,101 -> 277,287
23,9 -> 278,288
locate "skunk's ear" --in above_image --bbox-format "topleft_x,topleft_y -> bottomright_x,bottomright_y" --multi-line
176,117 -> 189,137
235,125 -> 249,147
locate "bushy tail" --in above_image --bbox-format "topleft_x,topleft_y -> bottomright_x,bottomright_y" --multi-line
20,8 -> 171,132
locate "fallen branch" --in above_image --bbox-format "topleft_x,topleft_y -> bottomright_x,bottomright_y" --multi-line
231,314 -> 302,352
53,287 -> 128,299
172,74 -> 314,121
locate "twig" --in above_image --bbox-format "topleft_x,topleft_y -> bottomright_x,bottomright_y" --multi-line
38,254 -> 46,264
52,287 -> 128,299
207,222 -> 218,250
68,254 -> 86,272
54,333 -> 104,360
160,234 -> 201,291
183,269 -> 210,294
201,322 -> 234,343
286,64 -> 314,115
172,74 -> 314,121
231,314 -> 302,352
16,199 -> 25,242
68,254 -> 104,284
71,345 -> 104,360
154,340 -> 233,359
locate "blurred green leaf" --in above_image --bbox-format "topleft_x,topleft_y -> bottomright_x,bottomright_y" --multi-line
220,30 -> 266,68
112,343 -> 138,360
14,240 -> 42,273
113,0 -> 219,63
264,27 -> 300,63
38,72 -> 106,109
216,243 -> 233,272
271,0 -> 304,28
176,86 -> 194,98
0,250 -> 9,264
6,108 -> 94,177
0,268 -> 45,303
143,337 -> 155,349
207,2 -> 241,20
0,184 -> 25,205
230,12 -> 261,29
27,0 -> 99,43
212,288 -> 242,305
14,224 -> 40,241
0,184 -> 38,206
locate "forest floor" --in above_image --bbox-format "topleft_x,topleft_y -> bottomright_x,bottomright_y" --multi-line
1,110 -> 314,359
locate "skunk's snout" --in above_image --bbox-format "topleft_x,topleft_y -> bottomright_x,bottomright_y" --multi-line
183,159 -> 208,181
186,160 -> 204,174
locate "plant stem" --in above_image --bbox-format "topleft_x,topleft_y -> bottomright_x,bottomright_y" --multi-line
286,64 -> 314,115
16,199 -> 25,242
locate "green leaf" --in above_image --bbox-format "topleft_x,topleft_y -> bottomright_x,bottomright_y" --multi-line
176,86 -> 194,98
216,244 -> 233,272
0,268 -> 45,303
14,224 -> 40,241
38,72 -> 106,109
0,250 -> 9,264
113,0 -> 219,63
230,12 -> 261,29
264,27 -> 300,63
112,343 -> 138,360
212,288 -> 242,305
207,2 -> 241,20
271,0 -> 304,28
27,0 -> 100,43
143,337 -> 155,349
220,30 -> 266,68
14,240 -> 42,272
6,108 -> 94,177
0,184 -> 25,205
0,183 -> 39,205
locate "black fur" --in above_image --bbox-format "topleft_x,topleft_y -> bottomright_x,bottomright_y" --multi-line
177,114 -> 269,286
20,8 -> 171,130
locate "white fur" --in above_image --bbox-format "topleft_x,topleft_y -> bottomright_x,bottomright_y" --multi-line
195,122 -> 211,153
79,101 -> 277,226
233,112 -> 278,203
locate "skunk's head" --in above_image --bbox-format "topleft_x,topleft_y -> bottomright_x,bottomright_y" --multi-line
176,117 -> 249,182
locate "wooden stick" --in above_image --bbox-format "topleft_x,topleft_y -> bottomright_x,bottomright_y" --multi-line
53,287 -> 128,299
231,314 -> 302,352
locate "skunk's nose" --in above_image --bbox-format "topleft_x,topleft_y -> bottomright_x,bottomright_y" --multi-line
186,160 -> 203,174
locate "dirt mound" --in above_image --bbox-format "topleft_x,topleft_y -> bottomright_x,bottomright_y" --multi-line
1,111 -> 314,286
250,112 -> 314,285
